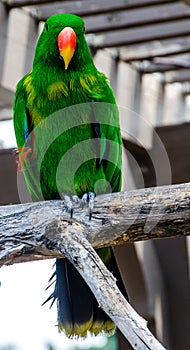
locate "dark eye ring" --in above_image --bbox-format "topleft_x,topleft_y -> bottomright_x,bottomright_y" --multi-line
45,23 -> 49,31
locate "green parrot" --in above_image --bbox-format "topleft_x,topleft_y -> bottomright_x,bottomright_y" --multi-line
13,14 -> 127,338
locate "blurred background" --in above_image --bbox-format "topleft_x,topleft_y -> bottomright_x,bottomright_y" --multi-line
1,1 -> 190,349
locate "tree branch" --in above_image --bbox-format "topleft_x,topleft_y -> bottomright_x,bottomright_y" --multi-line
1,182 -> 190,266
50,222 -> 166,350
1,182 -> 189,349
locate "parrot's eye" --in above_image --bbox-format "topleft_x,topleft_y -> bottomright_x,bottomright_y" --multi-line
45,23 -> 49,31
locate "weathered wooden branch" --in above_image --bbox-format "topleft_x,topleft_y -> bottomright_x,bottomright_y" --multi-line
1,182 -> 190,266
1,210 -> 166,350
47,223 -> 166,350
1,182 -> 190,349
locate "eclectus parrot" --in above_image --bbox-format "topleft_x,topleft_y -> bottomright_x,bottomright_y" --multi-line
13,14 -> 127,338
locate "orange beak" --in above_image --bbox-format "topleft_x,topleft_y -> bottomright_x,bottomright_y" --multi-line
57,27 -> 77,70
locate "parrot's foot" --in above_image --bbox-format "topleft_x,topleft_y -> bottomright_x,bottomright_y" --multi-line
61,192 -> 95,220
61,194 -> 80,218
81,192 -> 96,220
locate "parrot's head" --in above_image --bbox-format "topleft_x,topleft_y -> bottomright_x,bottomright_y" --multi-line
33,14 -> 92,71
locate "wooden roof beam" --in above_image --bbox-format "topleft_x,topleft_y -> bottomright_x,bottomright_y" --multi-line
120,36 -> 190,54
182,0 -> 190,6
134,62 -> 181,73
2,0 -> 177,11
33,0 -> 178,21
135,57 -> 190,74
89,19 -> 190,48
165,69 -> 190,83
83,2 -> 190,35
85,3 -> 190,34
120,44 -> 190,62
1,0 -> 62,8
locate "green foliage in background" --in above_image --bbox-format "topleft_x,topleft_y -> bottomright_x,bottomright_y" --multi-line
0,334 -> 118,350
0,346 -> 18,350
46,334 -> 117,350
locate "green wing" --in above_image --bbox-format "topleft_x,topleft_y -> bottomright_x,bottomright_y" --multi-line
13,72 -> 42,200
13,73 -> 31,149
89,74 -> 122,194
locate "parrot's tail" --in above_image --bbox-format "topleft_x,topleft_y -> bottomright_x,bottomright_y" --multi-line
46,248 -> 128,338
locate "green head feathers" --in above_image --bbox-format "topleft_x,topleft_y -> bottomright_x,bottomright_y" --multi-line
33,14 -> 92,71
